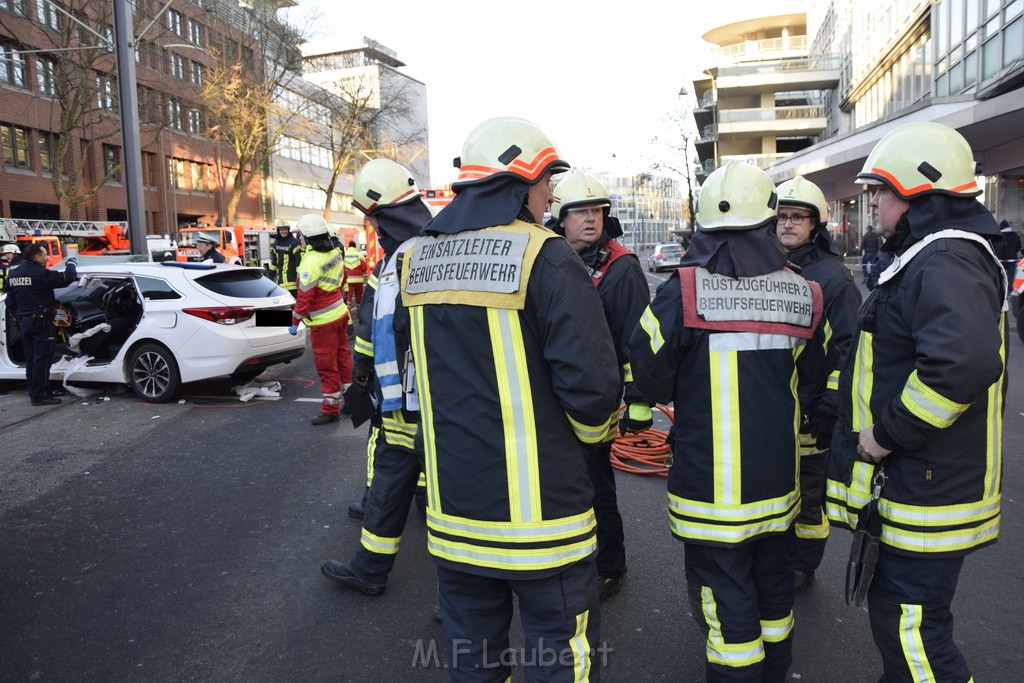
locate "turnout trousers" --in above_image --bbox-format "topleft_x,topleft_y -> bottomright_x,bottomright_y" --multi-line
586,441 -> 627,579
19,319 -> 55,403
792,450 -> 829,573
685,532 -> 795,683
437,558 -> 602,683
867,548 -> 972,683
309,315 -> 352,416
349,439 -> 422,585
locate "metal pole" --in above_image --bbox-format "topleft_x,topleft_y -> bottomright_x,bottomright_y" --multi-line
112,0 -> 147,254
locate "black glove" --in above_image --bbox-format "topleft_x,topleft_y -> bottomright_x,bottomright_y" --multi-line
65,257 -> 77,267
810,411 -> 837,450
619,403 -> 654,435
351,366 -> 371,392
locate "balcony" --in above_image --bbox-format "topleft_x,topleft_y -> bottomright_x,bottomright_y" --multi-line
714,56 -> 841,94
719,153 -> 791,170
717,105 -> 826,137
713,34 -> 809,63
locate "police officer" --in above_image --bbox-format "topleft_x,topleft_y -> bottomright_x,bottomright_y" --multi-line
269,221 -> 300,292
549,170 -> 651,602
6,244 -> 77,406
774,176 -> 862,593
344,240 -> 367,304
402,117 -> 620,680
195,233 -> 225,264
291,214 -> 351,425
0,243 -> 21,292
321,158 -> 433,596
826,122 -> 1005,683
628,161 -> 827,683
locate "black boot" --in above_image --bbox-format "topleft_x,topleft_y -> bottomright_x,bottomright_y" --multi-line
311,412 -> 340,426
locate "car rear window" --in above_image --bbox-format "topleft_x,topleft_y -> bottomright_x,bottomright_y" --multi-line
660,247 -> 683,255
194,269 -> 288,299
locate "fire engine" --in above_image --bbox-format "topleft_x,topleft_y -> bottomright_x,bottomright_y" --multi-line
421,188 -> 454,213
0,219 -> 135,267
176,225 -> 278,267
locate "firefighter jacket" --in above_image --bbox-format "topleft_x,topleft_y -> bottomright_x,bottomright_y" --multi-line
579,238 -> 650,438
627,265 -> 827,547
292,246 -> 348,327
269,234 -> 301,291
353,262 -> 381,371
7,259 -> 77,316
787,241 -> 862,453
826,230 -> 1006,558
345,246 -> 367,284
401,220 -> 621,579
0,262 -> 10,293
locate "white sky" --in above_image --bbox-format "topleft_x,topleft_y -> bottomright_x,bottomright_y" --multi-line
284,0 -> 810,187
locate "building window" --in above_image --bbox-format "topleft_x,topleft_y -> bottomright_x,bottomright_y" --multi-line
188,0 -> 205,7
102,143 -> 120,181
169,157 -> 186,189
1,43 -> 27,87
2,122 -> 31,167
1,0 -> 27,16
39,131 -> 57,172
35,56 -> 55,95
167,9 -> 183,37
36,0 -> 58,29
187,108 -> 202,134
190,61 -> 203,85
189,161 -> 204,191
167,98 -> 183,130
170,53 -> 185,79
95,73 -> 116,110
187,18 -> 204,46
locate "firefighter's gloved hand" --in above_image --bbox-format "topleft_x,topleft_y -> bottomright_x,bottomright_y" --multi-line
619,403 -> 654,435
810,411 -> 837,450
287,324 -> 299,335
351,367 -> 370,392
65,257 -> 77,267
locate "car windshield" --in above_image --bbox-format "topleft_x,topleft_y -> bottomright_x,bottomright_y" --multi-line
195,269 -> 287,299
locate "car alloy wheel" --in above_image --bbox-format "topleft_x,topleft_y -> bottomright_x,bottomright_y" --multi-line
128,343 -> 181,403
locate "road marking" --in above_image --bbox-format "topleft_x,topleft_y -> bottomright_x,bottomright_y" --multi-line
295,397 -> 322,402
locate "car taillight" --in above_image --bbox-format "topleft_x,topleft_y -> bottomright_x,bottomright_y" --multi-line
183,306 -> 255,325
656,254 -> 664,260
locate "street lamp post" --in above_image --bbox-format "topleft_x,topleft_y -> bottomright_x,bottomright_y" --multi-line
111,0 -> 146,254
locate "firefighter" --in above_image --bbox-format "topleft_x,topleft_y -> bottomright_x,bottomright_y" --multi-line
269,220 -> 300,292
194,233 -> 225,264
290,214 -> 351,425
773,176 -> 862,593
627,161 -> 827,683
401,116 -> 620,680
826,122 -> 1005,683
344,240 -> 368,304
0,243 -> 21,292
6,244 -> 78,405
548,170 -> 651,602
321,158 -> 433,596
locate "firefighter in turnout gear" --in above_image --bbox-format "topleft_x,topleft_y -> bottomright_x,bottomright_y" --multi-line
0,243 -> 21,292
344,241 -> 368,304
774,176 -> 862,593
549,170 -> 650,602
321,158 -> 433,596
826,122 -> 1006,683
291,214 -> 351,425
401,117 -> 620,680
269,221 -> 300,292
627,161 -> 827,683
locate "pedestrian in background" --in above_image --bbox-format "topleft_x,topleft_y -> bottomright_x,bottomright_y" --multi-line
995,219 -> 1021,294
6,244 -> 77,406
860,224 -> 880,289
774,176 -> 862,594
402,117 -> 620,680
549,170 -> 650,602
628,161 -> 827,683
269,221 -> 301,292
826,121 -> 1005,683
321,158 -> 433,597
290,214 -> 351,425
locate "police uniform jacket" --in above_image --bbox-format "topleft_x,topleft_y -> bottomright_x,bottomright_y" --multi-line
7,259 -> 77,317
580,238 -> 650,428
270,234 -> 301,290
826,231 -> 1005,558
628,265 -> 826,547
401,219 -> 620,579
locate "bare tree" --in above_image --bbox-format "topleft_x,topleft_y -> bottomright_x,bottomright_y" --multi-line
650,108 -> 698,229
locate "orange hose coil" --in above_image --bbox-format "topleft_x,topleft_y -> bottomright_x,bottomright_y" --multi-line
610,404 -> 674,478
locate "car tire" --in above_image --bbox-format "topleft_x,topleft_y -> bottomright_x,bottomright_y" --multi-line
127,343 -> 181,403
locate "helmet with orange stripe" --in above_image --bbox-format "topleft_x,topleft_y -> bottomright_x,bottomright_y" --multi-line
353,159 -> 422,215
452,116 -> 569,189
856,122 -> 981,200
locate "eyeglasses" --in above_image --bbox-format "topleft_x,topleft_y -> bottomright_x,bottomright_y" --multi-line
778,213 -> 813,226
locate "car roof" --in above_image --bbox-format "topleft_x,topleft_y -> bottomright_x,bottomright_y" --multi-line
73,261 -> 264,279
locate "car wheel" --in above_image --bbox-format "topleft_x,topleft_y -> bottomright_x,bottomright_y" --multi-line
127,343 -> 181,403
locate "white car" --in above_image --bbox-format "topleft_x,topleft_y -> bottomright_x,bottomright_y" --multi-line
1,259 -> 305,402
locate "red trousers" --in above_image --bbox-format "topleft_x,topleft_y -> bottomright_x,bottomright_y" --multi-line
347,281 -> 364,304
310,315 -> 352,415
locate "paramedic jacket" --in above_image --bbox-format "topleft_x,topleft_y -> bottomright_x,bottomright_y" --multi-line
401,219 -> 620,579
627,266 -> 827,546
825,230 -> 1006,558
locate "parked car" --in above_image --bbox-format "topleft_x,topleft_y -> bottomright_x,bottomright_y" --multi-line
647,243 -> 684,272
0,259 -> 305,402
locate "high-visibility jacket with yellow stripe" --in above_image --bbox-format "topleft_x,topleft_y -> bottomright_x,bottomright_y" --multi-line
401,220 -> 620,579
627,265 -> 827,547
826,232 -> 1006,558
292,246 -> 348,327
345,246 -> 367,284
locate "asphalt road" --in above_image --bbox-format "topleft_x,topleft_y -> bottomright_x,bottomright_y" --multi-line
0,270 -> 1021,682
